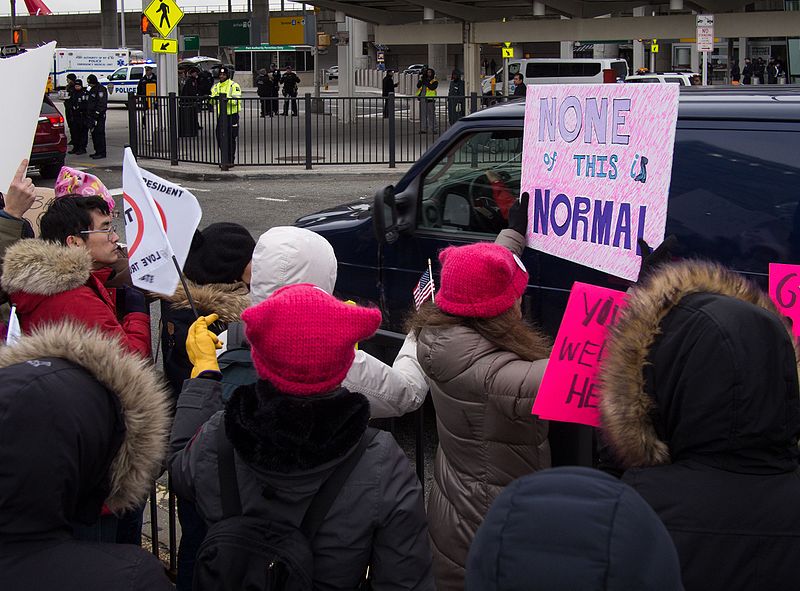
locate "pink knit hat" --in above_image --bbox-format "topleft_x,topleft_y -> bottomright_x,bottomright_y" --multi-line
241,284 -> 382,396
54,166 -> 115,210
436,243 -> 529,318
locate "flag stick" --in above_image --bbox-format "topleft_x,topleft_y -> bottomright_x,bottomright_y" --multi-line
172,255 -> 199,319
428,258 -> 435,304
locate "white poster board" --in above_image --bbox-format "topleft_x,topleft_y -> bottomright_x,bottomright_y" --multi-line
0,42 -> 57,193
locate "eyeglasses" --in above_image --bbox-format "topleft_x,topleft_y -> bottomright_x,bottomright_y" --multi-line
79,222 -> 119,241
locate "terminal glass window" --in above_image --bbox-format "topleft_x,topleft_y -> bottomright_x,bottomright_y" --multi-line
419,129 -> 524,235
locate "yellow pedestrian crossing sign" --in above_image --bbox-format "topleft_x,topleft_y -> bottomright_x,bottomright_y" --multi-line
152,37 -> 178,54
144,0 -> 184,38
502,47 -> 514,58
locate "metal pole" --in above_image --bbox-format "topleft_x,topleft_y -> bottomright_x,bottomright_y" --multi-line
10,0 -> 16,44
388,92 -> 396,168
127,93 -> 139,158
120,0 -> 127,48
304,93 -> 312,170
702,51 -> 708,86
503,56 -> 509,97
168,92 -> 179,166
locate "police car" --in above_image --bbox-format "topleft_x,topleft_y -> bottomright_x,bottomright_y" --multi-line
102,63 -> 157,103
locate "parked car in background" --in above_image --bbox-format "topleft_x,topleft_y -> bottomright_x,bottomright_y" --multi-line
327,65 -> 339,79
626,72 -> 698,86
403,63 -> 426,75
482,58 -> 629,95
103,63 -> 157,103
31,95 -> 67,179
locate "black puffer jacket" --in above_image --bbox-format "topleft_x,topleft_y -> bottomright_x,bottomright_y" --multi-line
169,377 -> 434,590
600,261 -> 800,591
466,467 -> 683,590
0,322 -> 172,591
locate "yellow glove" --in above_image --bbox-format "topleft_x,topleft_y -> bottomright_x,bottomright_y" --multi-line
187,314 -> 223,378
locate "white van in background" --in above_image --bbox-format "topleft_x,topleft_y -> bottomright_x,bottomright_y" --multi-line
481,58 -> 629,95
52,48 -> 142,89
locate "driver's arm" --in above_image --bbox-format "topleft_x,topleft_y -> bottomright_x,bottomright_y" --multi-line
485,170 -> 515,221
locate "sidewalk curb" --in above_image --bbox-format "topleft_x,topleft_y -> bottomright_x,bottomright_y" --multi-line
105,162 -> 411,182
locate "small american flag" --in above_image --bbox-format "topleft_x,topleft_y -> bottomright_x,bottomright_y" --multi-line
413,260 -> 436,309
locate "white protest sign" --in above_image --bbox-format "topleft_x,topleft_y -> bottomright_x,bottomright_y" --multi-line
123,168 -> 202,270
122,148 -> 179,295
0,42 -> 57,193
521,84 -> 680,281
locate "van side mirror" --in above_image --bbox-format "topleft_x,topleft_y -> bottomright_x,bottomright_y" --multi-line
373,185 -> 399,244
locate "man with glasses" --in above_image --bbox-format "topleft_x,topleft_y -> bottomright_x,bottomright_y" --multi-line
1,196 -> 151,358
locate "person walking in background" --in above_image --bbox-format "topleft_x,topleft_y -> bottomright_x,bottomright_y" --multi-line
742,57 -> 753,84
447,69 -> 465,125
466,468 -> 684,591
512,72 -> 527,98
281,65 -> 301,116
136,65 -> 157,127
67,79 -> 88,155
85,74 -> 107,159
599,260 -> 800,590
730,61 -> 741,84
416,67 -> 439,134
169,287 -> 434,589
256,68 -> 274,117
210,67 -> 242,167
406,198 -> 551,591
382,70 -> 399,118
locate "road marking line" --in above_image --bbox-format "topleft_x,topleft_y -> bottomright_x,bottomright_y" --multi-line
183,187 -> 211,192
256,197 -> 288,202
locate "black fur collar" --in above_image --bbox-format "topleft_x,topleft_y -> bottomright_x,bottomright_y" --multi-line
223,380 -> 370,472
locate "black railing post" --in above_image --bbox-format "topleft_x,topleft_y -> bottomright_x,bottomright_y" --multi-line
388,92 -> 396,169
218,92 -> 232,171
127,92 -> 138,158
304,93 -> 312,170
167,92 -> 179,166
470,91 -> 478,114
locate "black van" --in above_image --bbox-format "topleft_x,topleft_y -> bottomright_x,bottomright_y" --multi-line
298,87 -> 800,337
296,87 -> 800,466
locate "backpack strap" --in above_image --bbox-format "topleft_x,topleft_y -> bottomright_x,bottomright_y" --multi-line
301,427 -> 379,540
226,321 -> 249,350
217,422 -> 243,519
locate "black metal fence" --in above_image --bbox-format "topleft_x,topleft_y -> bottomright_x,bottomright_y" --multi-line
128,91 -> 504,169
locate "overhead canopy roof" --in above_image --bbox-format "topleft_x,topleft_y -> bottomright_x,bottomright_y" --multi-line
304,0 -> 753,25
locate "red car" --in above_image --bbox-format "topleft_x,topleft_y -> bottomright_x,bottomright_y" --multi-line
30,95 -> 67,179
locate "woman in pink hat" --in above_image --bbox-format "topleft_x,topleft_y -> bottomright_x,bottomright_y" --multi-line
408,198 -> 551,591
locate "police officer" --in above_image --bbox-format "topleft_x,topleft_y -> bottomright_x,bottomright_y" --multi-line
67,79 -> 89,155
136,65 -> 157,127
86,74 -> 108,159
281,65 -> 301,116
64,73 -> 77,146
210,67 -> 242,168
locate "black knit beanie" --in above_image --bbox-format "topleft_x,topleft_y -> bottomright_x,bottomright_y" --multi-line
183,222 -> 255,285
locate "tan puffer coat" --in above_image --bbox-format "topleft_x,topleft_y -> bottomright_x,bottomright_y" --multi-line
416,231 -> 551,591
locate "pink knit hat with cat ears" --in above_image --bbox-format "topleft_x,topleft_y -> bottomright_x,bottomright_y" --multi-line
241,284 -> 382,396
54,166 -> 115,210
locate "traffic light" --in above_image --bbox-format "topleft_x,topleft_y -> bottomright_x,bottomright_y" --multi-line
141,14 -> 155,35
12,27 -> 26,45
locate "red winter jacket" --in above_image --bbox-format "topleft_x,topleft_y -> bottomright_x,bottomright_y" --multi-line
1,240 -> 150,358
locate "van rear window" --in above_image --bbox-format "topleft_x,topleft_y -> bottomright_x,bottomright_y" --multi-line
611,61 -> 628,79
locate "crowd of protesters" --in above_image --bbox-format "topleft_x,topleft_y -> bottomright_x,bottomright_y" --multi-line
0,160 -> 799,591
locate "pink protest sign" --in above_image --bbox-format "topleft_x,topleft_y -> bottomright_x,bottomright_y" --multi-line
769,263 -> 800,339
532,282 -> 628,427
521,84 -> 680,281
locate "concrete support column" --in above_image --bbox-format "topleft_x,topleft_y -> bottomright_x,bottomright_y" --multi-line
463,23 -> 481,96
560,16 -> 572,59
338,16 -> 355,121
100,0 -> 118,49
252,0 -> 268,45
351,18 -> 369,70
428,43 -> 448,79
633,6 -> 646,73
739,36 -> 748,68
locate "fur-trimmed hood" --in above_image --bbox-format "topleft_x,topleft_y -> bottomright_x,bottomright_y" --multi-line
0,322 -> 171,541
160,280 -> 250,323
1,239 -> 92,296
600,260 -> 800,472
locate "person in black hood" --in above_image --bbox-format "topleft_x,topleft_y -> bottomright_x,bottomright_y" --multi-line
0,321 -> 172,591
600,260 -> 800,591
466,467 -> 683,590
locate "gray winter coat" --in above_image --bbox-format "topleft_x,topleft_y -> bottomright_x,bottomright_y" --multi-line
416,229 -> 551,591
169,377 -> 434,591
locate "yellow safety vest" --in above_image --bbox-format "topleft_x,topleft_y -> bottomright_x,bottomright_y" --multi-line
210,79 -> 242,115
417,80 -> 437,98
